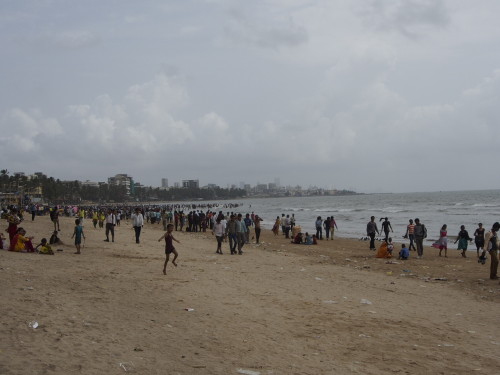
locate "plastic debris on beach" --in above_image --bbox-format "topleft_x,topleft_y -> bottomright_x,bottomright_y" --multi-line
386,271 -> 393,276
433,277 -> 448,281
28,321 -> 38,329
185,308 -> 195,312
315,277 -> 322,281
438,343 -> 454,347
360,299 -> 372,305
119,362 -> 134,372
358,334 -> 371,338
322,300 -> 337,304
237,369 -> 261,375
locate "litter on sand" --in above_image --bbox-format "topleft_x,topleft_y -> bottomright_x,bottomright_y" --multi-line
184,308 -> 195,312
360,299 -> 373,305
28,321 -> 38,329
237,369 -> 261,375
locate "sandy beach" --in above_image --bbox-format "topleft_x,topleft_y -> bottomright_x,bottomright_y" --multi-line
1,215 -> 499,375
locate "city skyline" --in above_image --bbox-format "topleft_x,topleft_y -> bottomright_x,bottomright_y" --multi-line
1,1 -> 499,193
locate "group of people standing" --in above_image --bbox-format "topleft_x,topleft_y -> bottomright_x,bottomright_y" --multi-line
367,216 -> 500,281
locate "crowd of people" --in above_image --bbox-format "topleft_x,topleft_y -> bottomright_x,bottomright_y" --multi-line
2,203 -> 499,281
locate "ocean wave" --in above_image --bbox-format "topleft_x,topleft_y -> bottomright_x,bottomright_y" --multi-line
283,207 -> 311,212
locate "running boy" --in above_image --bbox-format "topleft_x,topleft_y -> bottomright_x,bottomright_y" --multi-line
71,219 -> 85,254
158,223 -> 180,274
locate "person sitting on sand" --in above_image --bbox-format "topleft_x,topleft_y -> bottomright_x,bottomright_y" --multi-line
36,238 -> 54,255
387,238 -> 394,256
10,227 -> 35,252
291,232 -> 303,244
398,244 -> 410,260
158,224 -> 180,275
304,232 -> 313,245
312,234 -> 318,245
49,231 -> 63,245
376,240 -> 392,259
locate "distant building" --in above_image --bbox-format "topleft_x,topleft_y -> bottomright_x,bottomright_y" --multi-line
108,174 -> 133,195
161,178 -> 168,188
174,182 -> 180,188
182,179 -> 199,189
82,180 -> 100,188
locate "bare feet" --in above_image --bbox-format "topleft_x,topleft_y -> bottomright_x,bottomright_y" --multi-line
172,261 -> 177,267
163,269 -> 166,275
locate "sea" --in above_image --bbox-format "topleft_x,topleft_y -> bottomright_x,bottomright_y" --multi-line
174,190 -> 499,249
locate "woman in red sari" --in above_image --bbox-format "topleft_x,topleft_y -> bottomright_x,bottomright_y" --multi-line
5,208 -> 21,249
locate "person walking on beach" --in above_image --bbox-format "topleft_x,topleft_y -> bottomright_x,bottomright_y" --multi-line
104,209 -> 116,242
226,214 -> 238,254
284,214 -> 291,239
404,219 -> 417,251
413,218 -> 427,258
71,219 -> 85,254
131,208 -> 144,244
50,206 -> 60,232
380,217 -> 393,242
212,218 -> 225,254
244,213 -> 252,244
272,216 -> 280,236
482,222 -> 499,280
254,215 -> 263,243
158,224 -> 179,275
474,223 -> 485,257
437,224 -> 448,257
236,213 -> 247,255
366,216 -> 379,251
315,216 -> 323,240
330,216 -> 338,239
455,225 -> 472,258
324,217 -> 331,240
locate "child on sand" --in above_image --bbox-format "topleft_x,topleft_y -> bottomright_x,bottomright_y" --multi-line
49,231 -> 63,245
438,224 -> 448,257
158,224 -> 180,274
387,238 -> 394,256
71,219 -> 85,254
36,238 -> 54,255
304,232 -> 313,245
398,244 -> 410,260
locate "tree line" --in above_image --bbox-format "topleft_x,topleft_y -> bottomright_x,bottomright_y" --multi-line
0,170 -> 246,204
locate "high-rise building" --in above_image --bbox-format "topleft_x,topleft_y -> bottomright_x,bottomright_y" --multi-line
182,179 -> 199,189
161,178 -> 168,188
108,174 -> 133,195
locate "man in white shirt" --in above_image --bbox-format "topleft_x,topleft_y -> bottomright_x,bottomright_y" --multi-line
131,208 -> 144,244
104,209 -> 117,242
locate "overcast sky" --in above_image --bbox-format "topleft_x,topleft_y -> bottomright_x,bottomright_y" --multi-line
1,0 -> 499,193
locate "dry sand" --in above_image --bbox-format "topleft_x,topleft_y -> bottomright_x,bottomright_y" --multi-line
1,216 -> 499,375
